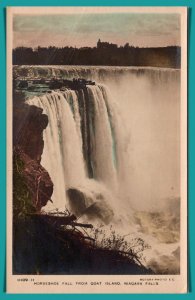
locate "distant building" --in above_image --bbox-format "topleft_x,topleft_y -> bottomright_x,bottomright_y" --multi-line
97,39 -> 118,49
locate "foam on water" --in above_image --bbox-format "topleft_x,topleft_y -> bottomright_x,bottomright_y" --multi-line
24,65 -> 180,274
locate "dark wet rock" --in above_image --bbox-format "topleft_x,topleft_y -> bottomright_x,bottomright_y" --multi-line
13,92 -> 48,162
67,188 -> 114,224
15,78 -> 96,92
18,80 -> 28,89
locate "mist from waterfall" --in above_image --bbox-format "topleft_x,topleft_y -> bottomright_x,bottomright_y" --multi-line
27,84 -> 121,216
24,65 -> 180,274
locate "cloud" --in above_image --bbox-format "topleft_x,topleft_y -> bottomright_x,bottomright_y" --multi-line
13,13 -> 181,48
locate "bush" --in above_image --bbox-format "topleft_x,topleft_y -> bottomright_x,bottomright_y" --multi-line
88,224 -> 150,265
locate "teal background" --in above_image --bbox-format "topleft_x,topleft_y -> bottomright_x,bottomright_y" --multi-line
0,0 -> 193,298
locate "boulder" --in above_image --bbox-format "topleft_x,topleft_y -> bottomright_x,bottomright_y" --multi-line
67,187 -> 114,224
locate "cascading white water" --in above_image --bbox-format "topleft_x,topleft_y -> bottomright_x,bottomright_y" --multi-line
27,84 -> 119,213
87,85 -> 117,192
23,65 -> 180,274
27,94 -> 66,210
27,90 -> 87,210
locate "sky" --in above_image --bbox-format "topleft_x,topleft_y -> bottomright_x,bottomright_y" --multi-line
13,13 -> 181,48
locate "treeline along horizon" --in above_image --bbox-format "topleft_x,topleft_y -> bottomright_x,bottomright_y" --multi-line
13,44 -> 181,68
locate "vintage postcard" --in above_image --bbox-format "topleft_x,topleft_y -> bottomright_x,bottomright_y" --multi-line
7,6 -> 187,293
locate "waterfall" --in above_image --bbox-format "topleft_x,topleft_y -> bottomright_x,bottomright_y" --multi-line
23,65 -> 181,213
27,84 -> 118,212
23,65 -> 181,273
86,85 -> 117,190
14,65 -> 180,88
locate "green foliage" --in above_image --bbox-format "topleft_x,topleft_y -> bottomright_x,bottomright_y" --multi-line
13,152 -> 36,220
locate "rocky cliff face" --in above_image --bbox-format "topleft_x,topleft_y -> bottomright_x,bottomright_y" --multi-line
13,91 -> 53,212
13,91 -> 48,162
14,147 -> 53,211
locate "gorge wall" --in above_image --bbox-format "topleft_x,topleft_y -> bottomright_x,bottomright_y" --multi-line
13,91 -> 53,212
